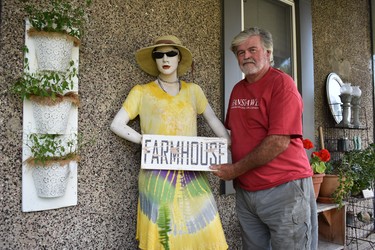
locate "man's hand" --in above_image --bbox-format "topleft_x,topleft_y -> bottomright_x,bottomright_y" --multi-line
210,163 -> 238,181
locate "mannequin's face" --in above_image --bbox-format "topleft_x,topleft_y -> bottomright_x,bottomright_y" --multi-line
154,46 -> 180,76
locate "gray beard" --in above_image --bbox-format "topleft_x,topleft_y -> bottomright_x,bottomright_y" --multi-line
240,64 -> 260,75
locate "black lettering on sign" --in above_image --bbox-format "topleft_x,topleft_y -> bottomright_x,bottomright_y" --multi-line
200,142 -> 207,165
180,141 -> 189,165
170,141 -> 180,164
191,141 -> 199,165
151,140 -> 159,164
143,139 -> 151,163
160,140 -> 169,164
209,142 -> 218,165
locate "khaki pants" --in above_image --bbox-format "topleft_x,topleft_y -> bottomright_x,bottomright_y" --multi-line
235,177 -> 318,250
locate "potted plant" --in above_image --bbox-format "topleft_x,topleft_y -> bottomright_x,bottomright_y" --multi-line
11,51 -> 80,134
25,133 -> 80,198
319,144 -> 375,208
22,0 -> 92,71
303,138 -> 330,199
343,144 -> 375,197
302,139 -> 354,207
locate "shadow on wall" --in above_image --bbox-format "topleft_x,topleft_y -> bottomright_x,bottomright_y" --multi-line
328,48 -> 352,80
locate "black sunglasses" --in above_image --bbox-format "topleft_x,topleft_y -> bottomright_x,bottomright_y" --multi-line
152,50 -> 179,59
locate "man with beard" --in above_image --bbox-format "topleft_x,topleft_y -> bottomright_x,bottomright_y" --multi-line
210,27 -> 318,250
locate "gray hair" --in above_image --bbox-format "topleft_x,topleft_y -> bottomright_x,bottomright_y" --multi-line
231,27 -> 274,65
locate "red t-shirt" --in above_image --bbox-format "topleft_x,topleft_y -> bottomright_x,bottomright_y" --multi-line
225,67 -> 312,191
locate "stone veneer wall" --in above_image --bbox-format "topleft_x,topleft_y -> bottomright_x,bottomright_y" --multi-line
1,0 -> 374,249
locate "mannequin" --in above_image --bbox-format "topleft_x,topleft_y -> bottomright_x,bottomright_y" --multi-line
110,35 -> 230,250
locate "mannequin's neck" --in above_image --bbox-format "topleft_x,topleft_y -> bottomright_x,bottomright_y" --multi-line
158,73 -> 179,83
157,74 -> 180,96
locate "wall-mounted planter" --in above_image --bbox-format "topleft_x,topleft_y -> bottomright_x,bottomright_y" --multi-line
8,0 -> 93,212
24,133 -> 80,199
28,29 -> 79,72
29,93 -> 79,134
32,162 -> 73,198
21,20 -> 79,212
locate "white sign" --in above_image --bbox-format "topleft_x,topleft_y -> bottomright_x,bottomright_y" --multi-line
362,189 -> 374,198
141,134 -> 228,171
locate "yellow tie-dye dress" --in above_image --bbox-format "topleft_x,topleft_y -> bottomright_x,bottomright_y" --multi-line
123,80 -> 228,250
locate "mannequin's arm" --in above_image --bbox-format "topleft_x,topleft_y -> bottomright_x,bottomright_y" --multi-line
202,104 -> 231,146
110,108 -> 142,144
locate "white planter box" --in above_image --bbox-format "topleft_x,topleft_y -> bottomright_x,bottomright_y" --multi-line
32,162 -> 72,198
31,99 -> 73,134
31,32 -> 74,72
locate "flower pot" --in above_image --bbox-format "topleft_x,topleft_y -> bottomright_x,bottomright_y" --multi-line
312,173 -> 325,199
28,30 -> 75,72
31,98 -> 73,134
319,174 -> 340,197
32,162 -> 71,198
317,174 -> 346,204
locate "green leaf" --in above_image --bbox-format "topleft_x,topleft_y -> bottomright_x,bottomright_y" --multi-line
11,60 -> 77,99
311,161 -> 326,174
157,204 -> 171,250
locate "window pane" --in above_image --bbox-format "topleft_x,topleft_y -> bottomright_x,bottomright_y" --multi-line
243,0 -> 295,78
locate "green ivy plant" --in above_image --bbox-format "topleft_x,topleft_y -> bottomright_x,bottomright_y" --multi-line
22,0 -> 92,41
11,47 -> 78,101
25,133 -> 80,167
328,159 -> 355,208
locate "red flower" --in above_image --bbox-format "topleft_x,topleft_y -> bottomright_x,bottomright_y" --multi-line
303,138 -> 314,150
311,149 -> 331,162
303,137 -> 330,174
